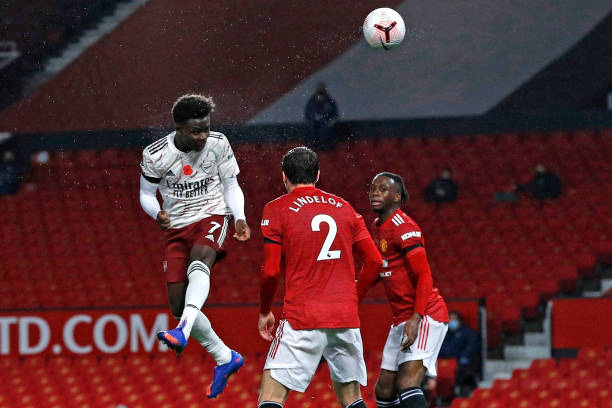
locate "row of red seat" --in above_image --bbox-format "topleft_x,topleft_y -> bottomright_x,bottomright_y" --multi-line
0,352 -> 457,408
451,349 -> 612,408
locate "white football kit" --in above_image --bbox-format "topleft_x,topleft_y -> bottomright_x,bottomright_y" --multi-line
140,131 -> 240,228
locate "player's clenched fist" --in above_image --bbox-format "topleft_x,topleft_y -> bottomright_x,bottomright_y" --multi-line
156,210 -> 171,230
233,219 -> 251,241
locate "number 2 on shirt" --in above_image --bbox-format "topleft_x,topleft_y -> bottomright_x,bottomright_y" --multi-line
311,214 -> 341,261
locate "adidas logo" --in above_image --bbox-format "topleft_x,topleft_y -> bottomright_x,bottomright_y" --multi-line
166,170 -> 174,177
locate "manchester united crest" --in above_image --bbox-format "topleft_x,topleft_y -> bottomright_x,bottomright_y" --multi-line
380,239 -> 388,252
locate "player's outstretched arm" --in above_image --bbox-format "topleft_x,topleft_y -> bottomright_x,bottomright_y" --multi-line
221,176 -> 250,241
259,242 -> 281,341
401,247 -> 433,350
355,238 -> 383,302
139,175 -> 170,230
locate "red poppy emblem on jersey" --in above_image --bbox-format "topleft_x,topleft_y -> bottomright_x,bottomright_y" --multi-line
183,165 -> 193,175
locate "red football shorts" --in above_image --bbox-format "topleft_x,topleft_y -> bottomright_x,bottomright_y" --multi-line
163,215 -> 231,282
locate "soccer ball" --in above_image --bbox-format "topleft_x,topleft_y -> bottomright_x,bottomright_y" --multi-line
362,8 -> 405,50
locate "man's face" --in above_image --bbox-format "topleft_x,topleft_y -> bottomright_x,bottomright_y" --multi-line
176,117 -> 210,151
369,176 -> 400,213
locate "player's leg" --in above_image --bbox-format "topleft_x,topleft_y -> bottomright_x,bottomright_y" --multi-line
258,369 -> 291,407
395,316 -> 449,408
331,380 -> 366,407
261,320 -> 325,404
374,324 -> 404,408
375,369 -> 400,408
323,328 -> 368,407
165,280 -> 230,364
396,360 -> 427,407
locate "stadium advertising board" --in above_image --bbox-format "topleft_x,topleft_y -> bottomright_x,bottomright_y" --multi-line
1,301 -> 480,357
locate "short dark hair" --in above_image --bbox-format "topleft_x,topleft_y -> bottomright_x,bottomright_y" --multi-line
282,146 -> 319,185
172,94 -> 215,125
374,172 -> 409,204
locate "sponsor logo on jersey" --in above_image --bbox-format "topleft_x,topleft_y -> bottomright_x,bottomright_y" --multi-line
261,219 -> 270,226
401,231 -> 422,241
379,271 -> 392,278
380,239 -> 388,252
166,170 -> 174,177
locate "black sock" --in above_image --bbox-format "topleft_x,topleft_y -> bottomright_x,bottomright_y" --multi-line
376,395 -> 400,408
346,398 -> 367,408
398,387 -> 427,408
258,402 -> 283,408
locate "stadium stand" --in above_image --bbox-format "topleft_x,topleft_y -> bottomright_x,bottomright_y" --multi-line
0,350 -> 457,408
0,0 -> 127,109
449,347 -> 612,408
1,129 -> 610,349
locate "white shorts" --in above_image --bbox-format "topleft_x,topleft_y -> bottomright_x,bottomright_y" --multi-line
380,315 -> 448,377
264,319 -> 367,392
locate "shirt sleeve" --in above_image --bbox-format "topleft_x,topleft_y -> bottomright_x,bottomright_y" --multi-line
261,203 -> 282,244
217,136 -> 240,179
395,222 -> 425,254
406,248 -> 433,316
260,242 -> 282,314
355,238 -> 383,302
140,149 -> 164,181
351,208 -> 371,244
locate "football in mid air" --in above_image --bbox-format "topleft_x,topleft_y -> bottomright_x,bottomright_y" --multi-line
362,8 -> 405,50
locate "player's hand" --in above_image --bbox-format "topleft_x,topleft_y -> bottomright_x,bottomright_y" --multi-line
233,219 -> 251,241
401,313 -> 422,351
258,311 -> 275,341
156,211 -> 171,230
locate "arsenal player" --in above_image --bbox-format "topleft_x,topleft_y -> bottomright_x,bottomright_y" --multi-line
358,172 -> 449,408
139,94 -> 249,398
257,147 -> 382,408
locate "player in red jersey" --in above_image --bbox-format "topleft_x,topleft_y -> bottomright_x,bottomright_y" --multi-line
358,172 -> 449,408
257,147 -> 382,408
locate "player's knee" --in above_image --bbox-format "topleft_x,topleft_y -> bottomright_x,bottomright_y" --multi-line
258,403 -> 283,408
397,362 -> 426,389
189,245 -> 216,267
375,380 -> 396,400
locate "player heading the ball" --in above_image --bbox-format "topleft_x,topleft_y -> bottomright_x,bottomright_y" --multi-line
139,94 -> 250,399
257,146 -> 383,408
358,172 -> 449,408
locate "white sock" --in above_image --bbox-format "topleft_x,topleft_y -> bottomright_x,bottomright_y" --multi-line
190,312 -> 232,365
177,261 -> 210,339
